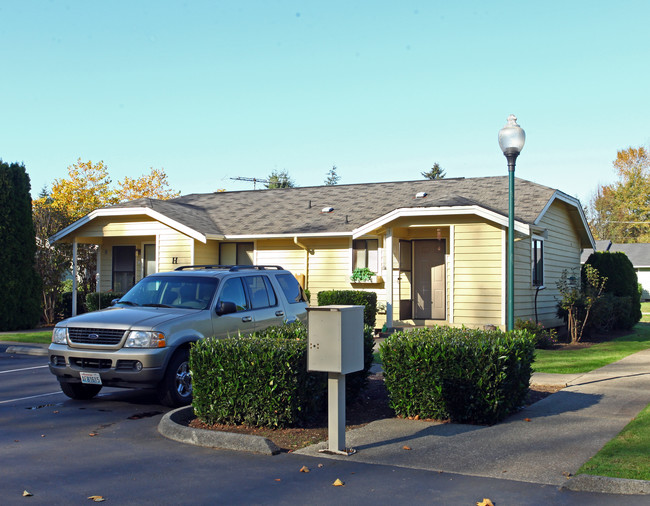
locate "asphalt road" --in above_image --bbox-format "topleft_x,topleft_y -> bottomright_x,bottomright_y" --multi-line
0,346 -> 645,505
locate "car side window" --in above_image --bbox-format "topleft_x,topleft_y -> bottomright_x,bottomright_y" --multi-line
217,277 -> 249,312
276,273 -> 306,303
244,275 -> 277,309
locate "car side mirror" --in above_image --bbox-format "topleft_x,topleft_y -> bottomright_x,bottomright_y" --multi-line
216,301 -> 237,316
111,298 -> 120,306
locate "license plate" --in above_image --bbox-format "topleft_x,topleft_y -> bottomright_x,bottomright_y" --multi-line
80,372 -> 102,385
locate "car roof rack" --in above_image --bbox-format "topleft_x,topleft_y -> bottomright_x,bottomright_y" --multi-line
174,265 -> 284,271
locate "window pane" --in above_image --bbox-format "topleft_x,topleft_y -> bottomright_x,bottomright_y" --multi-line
263,276 -> 277,306
353,240 -> 366,269
367,239 -> 379,272
220,243 -> 237,265
218,278 -> 248,311
244,275 -> 271,309
276,273 -> 306,303
533,240 -> 544,286
237,243 -> 254,265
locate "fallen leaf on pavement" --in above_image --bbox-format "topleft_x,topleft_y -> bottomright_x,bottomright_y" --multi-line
299,466 -> 310,473
333,479 -> 344,487
403,445 -> 412,450
89,432 -> 98,437
476,499 -> 494,506
23,490 -> 33,497
87,496 -> 105,502
524,418 -> 532,422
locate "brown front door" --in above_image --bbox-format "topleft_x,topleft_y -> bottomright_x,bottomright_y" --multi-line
413,240 -> 446,319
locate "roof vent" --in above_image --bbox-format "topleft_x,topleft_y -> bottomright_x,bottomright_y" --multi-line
321,206 -> 334,213
415,192 -> 428,199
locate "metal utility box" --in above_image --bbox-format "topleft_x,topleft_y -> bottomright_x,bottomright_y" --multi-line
307,305 -> 364,375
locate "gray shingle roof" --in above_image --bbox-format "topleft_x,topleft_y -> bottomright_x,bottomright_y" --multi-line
581,241 -> 650,267
113,176 -> 559,237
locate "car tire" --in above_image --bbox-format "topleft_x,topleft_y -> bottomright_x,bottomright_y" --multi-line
60,382 -> 102,400
157,349 -> 192,407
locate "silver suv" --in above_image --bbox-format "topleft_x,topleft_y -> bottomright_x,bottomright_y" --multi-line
48,265 -> 308,406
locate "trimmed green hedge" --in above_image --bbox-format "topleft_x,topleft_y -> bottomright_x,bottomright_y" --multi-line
317,290 -> 378,328
85,292 -> 126,312
380,327 -> 535,425
190,321 -> 375,428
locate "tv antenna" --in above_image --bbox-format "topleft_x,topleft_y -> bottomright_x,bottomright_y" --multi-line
230,177 -> 269,190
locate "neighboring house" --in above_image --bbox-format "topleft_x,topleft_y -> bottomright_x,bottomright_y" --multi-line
581,241 -> 650,300
51,176 -> 595,330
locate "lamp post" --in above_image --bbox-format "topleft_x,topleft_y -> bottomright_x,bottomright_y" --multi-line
499,114 -> 525,331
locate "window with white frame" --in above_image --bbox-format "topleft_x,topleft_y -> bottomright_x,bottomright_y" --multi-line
352,239 -> 379,273
532,238 -> 544,287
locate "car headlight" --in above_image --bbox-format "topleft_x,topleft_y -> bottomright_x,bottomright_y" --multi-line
124,331 -> 166,348
52,327 -> 68,344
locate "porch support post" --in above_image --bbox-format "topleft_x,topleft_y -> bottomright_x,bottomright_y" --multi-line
385,228 -> 393,329
72,239 -> 78,316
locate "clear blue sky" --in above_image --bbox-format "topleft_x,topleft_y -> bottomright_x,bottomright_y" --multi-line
2,1 -> 649,208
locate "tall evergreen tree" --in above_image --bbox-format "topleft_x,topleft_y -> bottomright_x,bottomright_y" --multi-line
421,162 -> 446,180
0,161 -> 41,330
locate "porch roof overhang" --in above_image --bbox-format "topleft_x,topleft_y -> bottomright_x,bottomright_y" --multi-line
49,207 -> 224,245
351,205 -> 531,239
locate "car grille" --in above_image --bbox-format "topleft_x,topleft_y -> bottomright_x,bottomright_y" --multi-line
70,357 -> 112,369
68,327 -> 126,345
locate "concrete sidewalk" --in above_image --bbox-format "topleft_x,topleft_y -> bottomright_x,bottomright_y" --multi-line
295,348 -> 650,494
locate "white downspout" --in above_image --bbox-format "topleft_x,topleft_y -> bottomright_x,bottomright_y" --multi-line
293,237 -> 313,291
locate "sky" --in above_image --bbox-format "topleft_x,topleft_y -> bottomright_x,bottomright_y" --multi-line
1,1 -> 649,208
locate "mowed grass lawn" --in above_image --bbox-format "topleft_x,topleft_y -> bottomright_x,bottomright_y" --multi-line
0,331 -> 52,344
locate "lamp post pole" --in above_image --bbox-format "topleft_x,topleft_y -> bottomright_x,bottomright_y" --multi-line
499,115 -> 525,331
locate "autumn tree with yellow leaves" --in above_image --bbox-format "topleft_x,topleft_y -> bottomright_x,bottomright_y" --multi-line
588,146 -> 650,243
35,159 -> 179,319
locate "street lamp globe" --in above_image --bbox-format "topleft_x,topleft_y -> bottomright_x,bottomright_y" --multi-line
499,114 -> 526,158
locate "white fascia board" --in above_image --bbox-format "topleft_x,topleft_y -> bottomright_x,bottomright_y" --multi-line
49,207 -> 215,244
223,232 -> 352,240
535,192 -> 596,249
352,206 -> 530,239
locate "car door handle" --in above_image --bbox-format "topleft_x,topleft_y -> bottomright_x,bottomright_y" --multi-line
241,316 -> 253,322
275,311 -> 285,317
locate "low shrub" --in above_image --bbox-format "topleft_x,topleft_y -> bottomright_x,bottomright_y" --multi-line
190,321 -> 375,428
515,318 -> 557,349
85,292 -> 126,312
317,290 -> 378,328
56,291 -> 86,319
379,326 -> 535,425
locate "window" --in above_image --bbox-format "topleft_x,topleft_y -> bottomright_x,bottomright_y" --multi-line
352,239 -> 379,272
113,246 -> 136,292
219,242 -> 253,265
532,238 -> 544,287
276,273 -> 307,303
243,275 -> 277,309
217,277 -> 249,312
119,275 -> 218,310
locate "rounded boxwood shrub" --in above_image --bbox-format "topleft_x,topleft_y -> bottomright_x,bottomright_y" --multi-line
380,326 -> 535,425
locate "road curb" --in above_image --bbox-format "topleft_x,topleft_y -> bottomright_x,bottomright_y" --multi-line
158,406 -> 281,455
4,345 -> 48,357
562,474 -> 650,495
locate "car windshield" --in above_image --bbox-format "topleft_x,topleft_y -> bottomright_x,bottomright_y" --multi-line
118,276 -> 219,310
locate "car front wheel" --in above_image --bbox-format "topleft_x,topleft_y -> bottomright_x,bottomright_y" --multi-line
157,349 -> 192,407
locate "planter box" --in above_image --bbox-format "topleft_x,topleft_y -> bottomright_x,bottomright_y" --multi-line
351,275 -> 383,284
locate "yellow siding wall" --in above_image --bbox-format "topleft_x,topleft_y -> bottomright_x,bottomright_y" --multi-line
517,201 -> 583,327
194,240 -> 219,266
452,221 -> 504,327
158,230 -> 193,272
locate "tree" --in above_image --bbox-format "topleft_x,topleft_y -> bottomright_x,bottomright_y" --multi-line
324,165 -> 340,185
117,168 -> 180,202
0,161 -> 42,330
50,158 -> 117,219
44,160 -> 180,309
421,163 -> 446,180
265,170 -> 296,189
33,189 -> 73,324
556,265 -> 607,343
588,147 -> 650,242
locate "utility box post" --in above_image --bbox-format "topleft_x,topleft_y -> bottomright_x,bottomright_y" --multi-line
307,305 -> 364,455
